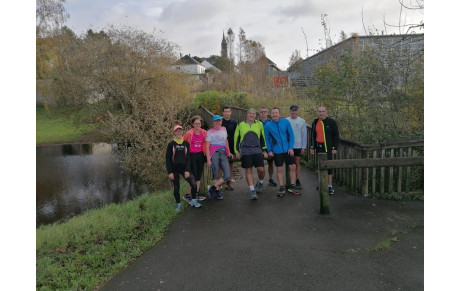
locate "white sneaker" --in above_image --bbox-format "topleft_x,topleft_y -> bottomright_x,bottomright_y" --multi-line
191,199 -> 202,208
250,190 -> 258,200
256,181 -> 263,193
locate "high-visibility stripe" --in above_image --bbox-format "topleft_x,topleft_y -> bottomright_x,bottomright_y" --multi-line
320,120 -> 327,152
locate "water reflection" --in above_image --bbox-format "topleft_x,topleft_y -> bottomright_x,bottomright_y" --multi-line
36,143 -> 151,227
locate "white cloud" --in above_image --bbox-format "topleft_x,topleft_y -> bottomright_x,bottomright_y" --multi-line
63,0 -> 424,70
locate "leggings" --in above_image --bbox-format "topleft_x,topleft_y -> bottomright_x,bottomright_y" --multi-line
190,152 -> 205,182
172,172 -> 197,203
211,149 -> 231,181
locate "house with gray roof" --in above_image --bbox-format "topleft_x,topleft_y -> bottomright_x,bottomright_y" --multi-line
170,54 -> 206,75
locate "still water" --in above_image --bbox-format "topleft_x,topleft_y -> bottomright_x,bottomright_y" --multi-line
36,143 -> 151,227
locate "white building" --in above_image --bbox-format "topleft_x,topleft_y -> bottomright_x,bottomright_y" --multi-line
170,54 -> 206,75
201,60 -> 222,73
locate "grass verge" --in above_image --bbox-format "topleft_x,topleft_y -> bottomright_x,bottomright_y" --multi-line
36,106 -> 99,144
36,189 -> 185,290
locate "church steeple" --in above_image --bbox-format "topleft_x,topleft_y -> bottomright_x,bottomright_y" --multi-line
221,31 -> 228,59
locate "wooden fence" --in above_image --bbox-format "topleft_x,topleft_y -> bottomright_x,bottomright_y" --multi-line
317,153 -> 424,214
309,133 -> 424,198
199,105 -> 251,125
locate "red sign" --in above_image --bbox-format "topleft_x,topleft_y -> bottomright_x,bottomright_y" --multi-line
272,76 -> 288,88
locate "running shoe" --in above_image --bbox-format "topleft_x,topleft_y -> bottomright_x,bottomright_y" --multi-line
183,194 -> 192,204
175,203 -> 181,212
208,186 -> 215,199
216,190 -> 224,200
196,194 -> 206,201
250,190 -> 258,200
225,182 -> 234,191
255,181 -> 263,193
296,179 -> 303,189
288,184 -> 301,195
191,199 -> 202,208
328,186 -> 334,195
268,178 -> 277,186
277,187 -> 285,197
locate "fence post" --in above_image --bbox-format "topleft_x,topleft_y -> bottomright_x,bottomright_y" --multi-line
200,164 -> 212,194
318,153 -> 330,214
361,149 -> 369,197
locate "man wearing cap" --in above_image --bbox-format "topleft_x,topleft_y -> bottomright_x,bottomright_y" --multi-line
206,115 -> 233,200
166,125 -> 202,211
286,105 -> 307,189
309,106 -> 339,195
234,108 -> 268,200
264,107 -> 301,197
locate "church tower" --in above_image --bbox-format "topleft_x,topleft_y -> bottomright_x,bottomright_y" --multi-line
221,31 -> 228,59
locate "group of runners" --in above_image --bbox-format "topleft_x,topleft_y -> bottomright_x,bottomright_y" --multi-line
165,105 -> 339,211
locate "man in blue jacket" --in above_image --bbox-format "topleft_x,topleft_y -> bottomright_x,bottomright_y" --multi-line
264,107 -> 301,197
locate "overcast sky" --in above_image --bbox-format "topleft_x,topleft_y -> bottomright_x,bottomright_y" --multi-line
63,0 -> 424,70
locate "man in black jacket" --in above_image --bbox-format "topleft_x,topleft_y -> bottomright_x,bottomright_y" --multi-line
310,106 -> 339,195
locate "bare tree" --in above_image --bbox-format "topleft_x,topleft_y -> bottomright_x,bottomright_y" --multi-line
362,0 -> 424,35
36,0 -> 69,36
226,28 -> 235,63
289,49 -> 302,67
300,27 -> 310,57
237,28 -> 246,65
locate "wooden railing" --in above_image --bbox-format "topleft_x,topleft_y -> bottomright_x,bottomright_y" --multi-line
199,105 -> 250,126
308,132 -> 424,198
317,153 -> 424,214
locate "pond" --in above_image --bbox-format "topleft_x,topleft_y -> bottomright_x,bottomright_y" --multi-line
36,143 -> 151,227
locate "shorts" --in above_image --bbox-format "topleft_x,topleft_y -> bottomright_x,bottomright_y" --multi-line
316,143 -> 333,160
241,153 -> 265,168
293,148 -> 304,157
273,153 -> 296,167
316,143 -> 333,174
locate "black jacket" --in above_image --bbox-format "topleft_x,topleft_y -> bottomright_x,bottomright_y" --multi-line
165,140 -> 191,174
310,117 -> 339,152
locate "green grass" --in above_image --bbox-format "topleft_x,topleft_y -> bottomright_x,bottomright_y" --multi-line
369,237 -> 399,251
36,106 -> 98,144
36,188 -> 189,290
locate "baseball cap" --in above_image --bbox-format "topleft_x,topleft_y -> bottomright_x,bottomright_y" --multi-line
290,105 -> 299,111
212,115 -> 222,121
173,125 -> 183,131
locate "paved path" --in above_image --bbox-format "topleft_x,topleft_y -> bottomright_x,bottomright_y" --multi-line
100,164 -> 424,290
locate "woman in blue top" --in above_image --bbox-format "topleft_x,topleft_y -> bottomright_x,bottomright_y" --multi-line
264,107 -> 301,197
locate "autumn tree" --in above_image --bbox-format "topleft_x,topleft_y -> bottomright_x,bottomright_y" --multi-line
36,0 -> 70,105
51,25 -> 195,187
307,38 -> 423,143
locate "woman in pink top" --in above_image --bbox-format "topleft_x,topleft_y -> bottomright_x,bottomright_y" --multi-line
183,115 -> 207,202
206,115 -> 233,200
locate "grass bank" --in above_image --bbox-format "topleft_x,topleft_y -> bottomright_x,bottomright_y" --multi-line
36,106 -> 100,144
36,188 -> 189,290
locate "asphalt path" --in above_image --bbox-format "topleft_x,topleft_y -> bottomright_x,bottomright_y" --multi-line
99,164 -> 424,291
